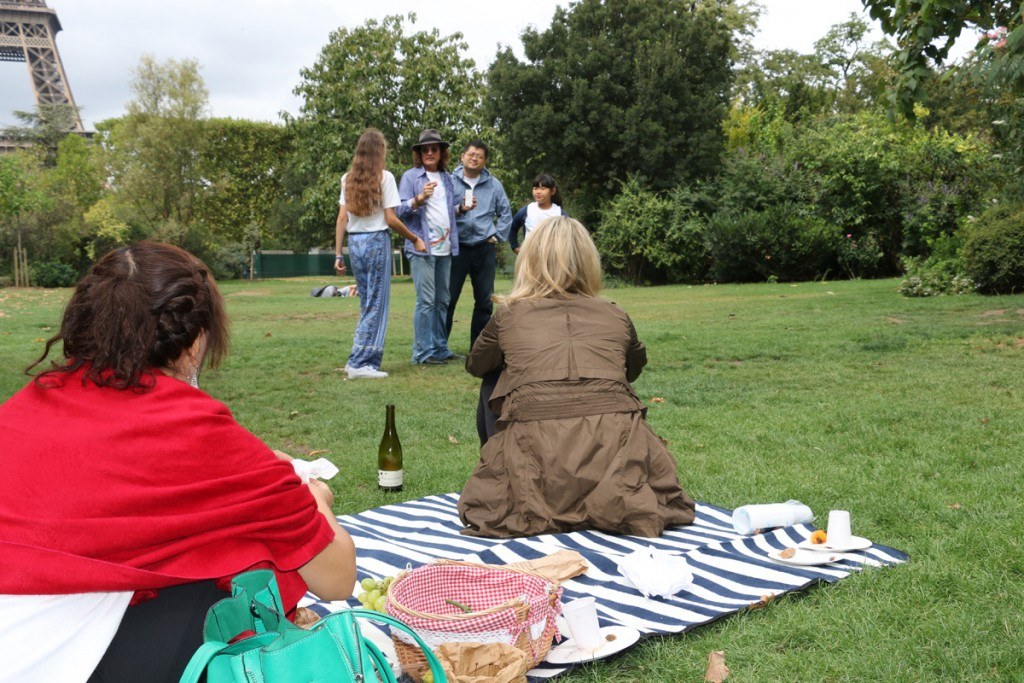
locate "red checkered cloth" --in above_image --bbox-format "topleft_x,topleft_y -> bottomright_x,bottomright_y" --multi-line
386,563 -> 561,651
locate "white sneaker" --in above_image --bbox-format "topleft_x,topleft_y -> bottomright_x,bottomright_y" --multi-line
346,364 -> 388,379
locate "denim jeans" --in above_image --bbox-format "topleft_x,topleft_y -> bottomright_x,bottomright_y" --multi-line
409,253 -> 453,363
346,231 -> 391,370
446,240 -> 497,349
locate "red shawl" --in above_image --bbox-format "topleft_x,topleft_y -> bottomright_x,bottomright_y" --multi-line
0,368 -> 334,609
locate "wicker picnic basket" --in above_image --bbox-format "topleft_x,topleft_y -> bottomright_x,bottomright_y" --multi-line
385,560 -> 563,682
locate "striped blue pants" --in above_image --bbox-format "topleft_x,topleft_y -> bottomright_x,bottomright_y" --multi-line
346,230 -> 391,370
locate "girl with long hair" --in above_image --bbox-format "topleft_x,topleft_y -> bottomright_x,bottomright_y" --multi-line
460,217 -> 695,538
508,173 -> 567,253
336,128 -> 426,379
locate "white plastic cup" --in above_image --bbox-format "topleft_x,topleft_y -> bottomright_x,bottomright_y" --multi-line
463,188 -> 473,208
826,510 -> 852,547
561,597 -> 602,651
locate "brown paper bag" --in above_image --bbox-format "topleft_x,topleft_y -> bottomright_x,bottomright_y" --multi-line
504,549 -> 588,584
436,642 -> 532,683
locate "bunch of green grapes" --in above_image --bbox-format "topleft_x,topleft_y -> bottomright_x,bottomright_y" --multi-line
356,575 -> 395,613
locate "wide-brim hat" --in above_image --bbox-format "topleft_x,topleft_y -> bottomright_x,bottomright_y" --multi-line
411,128 -> 450,150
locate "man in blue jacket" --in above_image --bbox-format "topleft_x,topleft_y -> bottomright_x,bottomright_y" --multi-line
447,139 -> 512,349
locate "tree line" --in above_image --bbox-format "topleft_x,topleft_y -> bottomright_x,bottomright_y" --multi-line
1,1 -> 1022,294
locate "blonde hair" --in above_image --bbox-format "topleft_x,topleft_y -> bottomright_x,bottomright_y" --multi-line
502,216 -> 602,304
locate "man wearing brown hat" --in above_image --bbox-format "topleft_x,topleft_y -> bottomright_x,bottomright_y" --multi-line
397,129 -> 461,364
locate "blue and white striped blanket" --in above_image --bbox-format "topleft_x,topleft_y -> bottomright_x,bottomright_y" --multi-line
301,494 -> 908,680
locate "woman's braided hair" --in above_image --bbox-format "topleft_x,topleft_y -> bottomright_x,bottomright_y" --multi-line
29,241 -> 229,389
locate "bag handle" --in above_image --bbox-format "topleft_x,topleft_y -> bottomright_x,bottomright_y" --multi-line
346,609 -> 448,683
362,636 -> 396,683
179,640 -> 229,683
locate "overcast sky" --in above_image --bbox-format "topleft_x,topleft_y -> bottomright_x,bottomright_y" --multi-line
0,1 -> 975,130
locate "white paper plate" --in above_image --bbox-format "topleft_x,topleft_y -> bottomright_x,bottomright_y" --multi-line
546,625 -> 641,665
798,535 -> 872,552
768,547 -> 844,566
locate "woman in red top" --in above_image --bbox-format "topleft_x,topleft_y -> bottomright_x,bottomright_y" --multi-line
0,242 -> 356,682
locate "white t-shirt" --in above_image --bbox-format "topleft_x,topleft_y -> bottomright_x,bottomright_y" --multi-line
0,591 -> 132,683
424,171 -> 452,257
339,171 -> 400,233
524,202 -> 563,238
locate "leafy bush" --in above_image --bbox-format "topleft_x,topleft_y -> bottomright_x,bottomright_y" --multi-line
706,203 -> 841,282
961,201 -> 1024,294
29,260 -> 79,288
838,233 -> 884,279
898,255 -> 975,297
595,177 -> 712,285
716,145 -> 810,214
727,109 -> 997,274
897,129 -> 995,259
207,242 -> 249,280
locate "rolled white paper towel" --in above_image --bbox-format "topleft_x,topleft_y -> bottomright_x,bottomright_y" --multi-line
732,500 -> 813,535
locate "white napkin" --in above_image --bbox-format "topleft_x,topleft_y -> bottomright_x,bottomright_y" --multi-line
616,546 -> 693,599
732,500 -> 813,535
291,458 -> 339,483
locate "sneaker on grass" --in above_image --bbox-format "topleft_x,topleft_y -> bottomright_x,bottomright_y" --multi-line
345,364 -> 388,379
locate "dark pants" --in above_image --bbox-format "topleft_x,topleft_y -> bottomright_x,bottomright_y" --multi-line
89,580 -> 226,683
447,240 -> 497,348
476,369 -> 501,446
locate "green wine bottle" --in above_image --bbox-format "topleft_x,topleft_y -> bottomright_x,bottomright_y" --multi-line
378,404 -> 403,492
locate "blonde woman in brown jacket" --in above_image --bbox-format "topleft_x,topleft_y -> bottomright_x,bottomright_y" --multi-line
458,217 -> 695,538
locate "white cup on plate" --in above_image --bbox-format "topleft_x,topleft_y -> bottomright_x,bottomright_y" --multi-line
826,510 -> 852,548
561,597 -> 603,651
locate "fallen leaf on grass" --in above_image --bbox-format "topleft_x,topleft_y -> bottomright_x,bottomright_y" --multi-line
447,435 -> 459,445
705,651 -> 730,682
650,397 -> 665,403
947,502 -> 962,510
979,418 -> 989,424
748,593 -> 776,610
33,337 -> 45,342
288,411 -> 299,419
307,449 -> 329,456
264,332 -> 272,337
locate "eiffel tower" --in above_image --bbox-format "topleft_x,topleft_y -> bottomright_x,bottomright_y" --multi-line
0,0 -> 83,131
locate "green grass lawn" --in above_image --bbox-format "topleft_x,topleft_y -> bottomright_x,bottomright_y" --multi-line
2,276 -> 1022,681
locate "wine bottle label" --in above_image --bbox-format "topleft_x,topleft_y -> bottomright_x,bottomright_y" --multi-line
378,469 -> 403,488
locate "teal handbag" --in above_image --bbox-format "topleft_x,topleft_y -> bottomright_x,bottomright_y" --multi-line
180,569 -> 447,683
